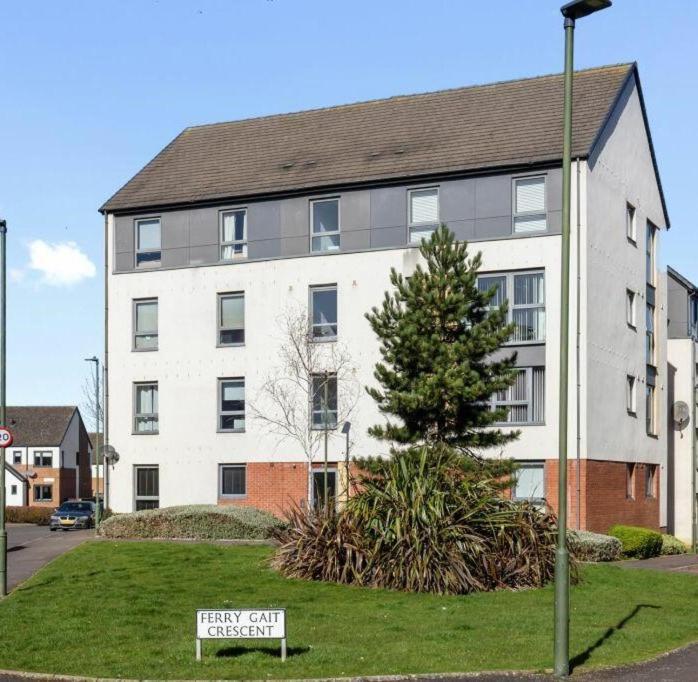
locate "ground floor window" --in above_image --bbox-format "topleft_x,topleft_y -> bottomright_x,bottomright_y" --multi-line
645,464 -> 657,498
626,463 -> 636,499
219,464 -> 246,498
134,466 -> 159,511
312,468 -> 337,509
33,484 -> 52,501
513,462 -> 545,505
10,485 -> 17,495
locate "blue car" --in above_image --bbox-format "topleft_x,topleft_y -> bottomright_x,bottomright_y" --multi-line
49,501 -> 97,531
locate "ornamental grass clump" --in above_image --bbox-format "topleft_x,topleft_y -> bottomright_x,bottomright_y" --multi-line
273,449 -> 571,594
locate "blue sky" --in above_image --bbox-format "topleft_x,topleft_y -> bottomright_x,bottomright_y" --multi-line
1,0 -> 696,413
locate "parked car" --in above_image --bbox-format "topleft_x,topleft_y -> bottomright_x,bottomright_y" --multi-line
49,501 -> 98,531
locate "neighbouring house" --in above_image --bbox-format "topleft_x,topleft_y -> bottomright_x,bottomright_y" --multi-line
100,62 -> 669,531
664,267 -> 698,545
2,406 -> 92,507
88,431 -> 104,499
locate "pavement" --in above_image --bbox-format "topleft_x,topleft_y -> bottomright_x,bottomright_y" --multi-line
616,552 -> 698,573
6,523 -> 91,591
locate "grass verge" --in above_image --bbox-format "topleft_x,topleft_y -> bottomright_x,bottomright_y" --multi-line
0,541 -> 697,679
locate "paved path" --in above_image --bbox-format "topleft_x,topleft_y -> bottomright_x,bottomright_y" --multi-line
617,553 -> 698,574
7,524 -> 91,591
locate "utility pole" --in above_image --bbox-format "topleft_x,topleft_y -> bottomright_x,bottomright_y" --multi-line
0,218 -> 7,597
323,371 -> 329,510
85,356 -> 101,530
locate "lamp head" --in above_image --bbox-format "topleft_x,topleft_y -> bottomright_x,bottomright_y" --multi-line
341,421 -> 351,434
561,0 -> 611,20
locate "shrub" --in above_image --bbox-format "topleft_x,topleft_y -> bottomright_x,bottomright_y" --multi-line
99,505 -> 284,540
661,534 -> 688,556
568,530 -> 622,562
273,448 -> 574,595
5,506 -> 54,525
608,525 -> 662,559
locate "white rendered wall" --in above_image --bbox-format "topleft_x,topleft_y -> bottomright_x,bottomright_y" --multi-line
4,468 -> 25,505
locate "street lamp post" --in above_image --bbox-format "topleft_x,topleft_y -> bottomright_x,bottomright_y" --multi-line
0,219 -> 7,598
84,356 -> 101,531
341,421 -> 351,503
555,1 -> 611,677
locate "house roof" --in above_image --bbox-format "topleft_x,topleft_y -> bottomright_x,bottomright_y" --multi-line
668,266 -> 698,294
101,63 -> 638,214
5,461 -> 27,483
4,406 -> 77,447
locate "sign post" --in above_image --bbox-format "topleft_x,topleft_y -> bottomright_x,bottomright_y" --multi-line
195,609 -> 286,662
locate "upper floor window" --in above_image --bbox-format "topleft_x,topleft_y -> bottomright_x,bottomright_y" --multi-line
219,378 -> 245,432
626,375 -> 637,415
626,289 -> 636,328
491,367 -> 545,425
33,451 -> 53,467
646,303 -> 655,366
646,384 -> 656,436
311,198 -> 340,252
218,293 -> 245,346
477,271 -> 545,343
646,221 -> 657,286
134,382 -> 159,434
220,209 -> 247,260
408,188 -> 439,243
626,203 -> 636,243
690,294 -> 698,340
311,374 -> 338,429
135,218 -> 161,268
12,450 -> 21,465
513,176 -> 546,233
310,285 -> 337,341
133,298 -> 158,351
513,461 -> 545,505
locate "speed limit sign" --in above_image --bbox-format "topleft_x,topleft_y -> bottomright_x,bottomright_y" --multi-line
0,427 -> 13,448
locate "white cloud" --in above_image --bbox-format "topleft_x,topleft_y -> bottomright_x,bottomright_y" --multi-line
27,240 -> 96,286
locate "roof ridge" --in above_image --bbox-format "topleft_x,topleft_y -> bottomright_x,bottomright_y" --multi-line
183,63 -> 634,132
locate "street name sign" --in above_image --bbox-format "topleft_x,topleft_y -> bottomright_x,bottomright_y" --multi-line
195,609 -> 286,661
0,427 -> 13,447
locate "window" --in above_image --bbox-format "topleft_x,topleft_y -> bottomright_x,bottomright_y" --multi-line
646,221 -> 656,285
646,384 -> 656,436
646,303 -> 655,366
134,466 -> 159,510
644,464 -> 657,498
626,375 -> 637,415
218,293 -> 245,346
626,203 -> 636,242
626,463 -> 635,499
10,485 -> 17,495
12,451 -> 21,465
219,378 -> 245,432
513,176 -> 546,233
491,367 -> 545,424
134,382 -> 159,433
219,464 -> 246,497
477,271 -> 546,342
220,209 -> 247,260
133,299 -> 158,350
33,484 -> 52,501
311,198 -> 340,252
690,294 -> 698,340
626,289 -> 636,328
310,285 -> 338,340
408,188 -> 439,243
312,468 -> 337,509
311,374 -> 338,429
513,462 -> 545,505
135,218 -> 161,268
33,451 -> 53,467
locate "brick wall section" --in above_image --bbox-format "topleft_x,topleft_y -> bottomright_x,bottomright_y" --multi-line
545,459 -> 659,533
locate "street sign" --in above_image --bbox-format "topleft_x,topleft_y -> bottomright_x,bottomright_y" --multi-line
0,427 -> 13,448
195,609 -> 286,661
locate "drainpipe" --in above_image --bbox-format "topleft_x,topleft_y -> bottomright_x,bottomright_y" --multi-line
103,214 -> 109,511
692,341 -> 697,552
575,158 -> 582,530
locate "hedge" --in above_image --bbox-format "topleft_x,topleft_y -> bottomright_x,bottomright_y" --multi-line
608,524 -> 662,559
5,506 -> 54,525
567,530 -> 622,562
661,534 -> 688,556
98,505 -> 284,540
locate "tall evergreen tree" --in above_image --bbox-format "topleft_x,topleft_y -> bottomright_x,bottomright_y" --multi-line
365,225 -> 520,462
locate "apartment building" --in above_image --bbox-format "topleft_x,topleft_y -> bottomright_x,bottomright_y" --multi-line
665,267 -> 698,544
1,406 -> 92,507
100,63 -> 669,531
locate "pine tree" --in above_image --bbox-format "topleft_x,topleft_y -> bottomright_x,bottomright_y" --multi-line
365,225 -> 520,464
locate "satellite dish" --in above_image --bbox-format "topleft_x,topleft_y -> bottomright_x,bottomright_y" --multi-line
104,450 -> 120,464
673,401 -> 691,430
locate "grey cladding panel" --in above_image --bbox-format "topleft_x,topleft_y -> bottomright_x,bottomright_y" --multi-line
162,211 -> 188,249
190,207 -> 219,247
114,252 -> 134,272
281,235 -> 309,257
371,225 -> 405,249
341,190 -> 370,231
114,216 -> 134,254
248,201 -> 281,241
281,197 -> 309,238
440,179 -> 476,222
248,239 -> 281,260
490,344 -> 545,367
161,247 -> 189,268
446,219 -> 475,241
370,187 -> 406,229
341,228 -> 370,251
546,168 -> 562,212
474,216 -> 511,240
189,244 -> 219,265
475,175 -> 511,219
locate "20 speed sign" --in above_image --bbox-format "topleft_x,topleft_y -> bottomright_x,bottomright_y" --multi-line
0,427 -> 13,447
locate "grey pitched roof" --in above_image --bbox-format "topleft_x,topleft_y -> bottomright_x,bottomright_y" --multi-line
4,406 -> 76,447
101,63 -> 635,214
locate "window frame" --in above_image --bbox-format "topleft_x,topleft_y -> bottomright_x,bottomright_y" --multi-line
310,373 -> 338,430
513,461 -> 545,506
132,298 -> 159,351
218,377 -> 246,433
512,175 -> 547,234
217,292 -> 245,347
218,464 -> 247,499
310,197 -> 341,253
626,375 -> 637,416
33,451 -> 53,468
133,465 -> 159,511
626,202 -> 637,243
133,382 -> 159,435
477,269 -> 546,345
644,464 -> 657,498
626,463 -> 636,499
408,186 -> 440,244
33,484 -> 53,502
219,207 -> 248,261
309,284 -> 338,342
646,221 -> 657,286
134,217 -> 162,268
490,367 -> 545,426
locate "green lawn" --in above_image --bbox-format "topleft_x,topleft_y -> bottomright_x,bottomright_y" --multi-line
1,541 -> 697,679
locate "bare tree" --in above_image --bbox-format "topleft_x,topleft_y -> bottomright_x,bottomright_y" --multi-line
80,370 -> 103,434
251,304 -> 360,506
